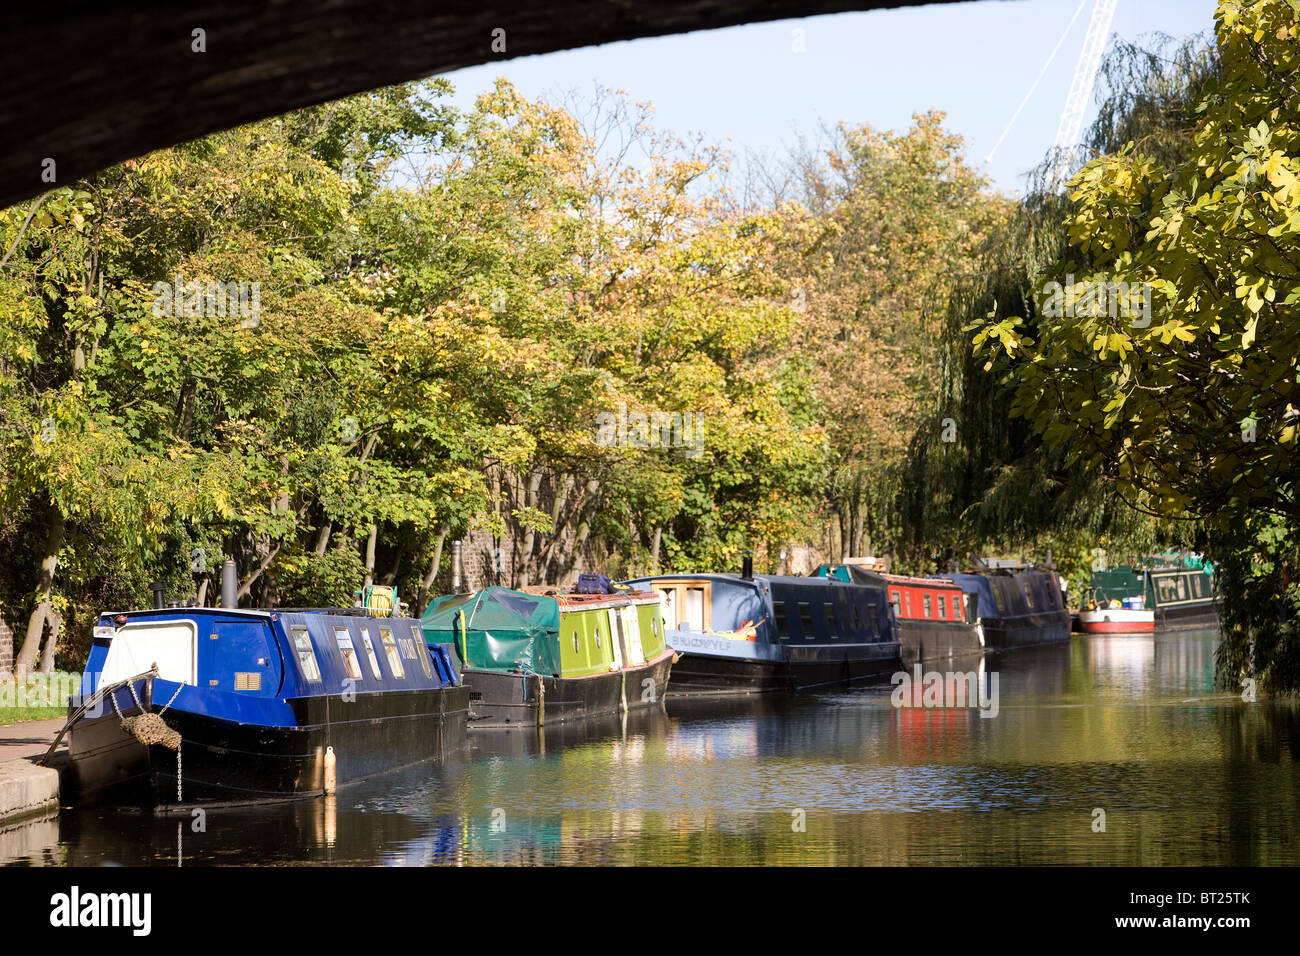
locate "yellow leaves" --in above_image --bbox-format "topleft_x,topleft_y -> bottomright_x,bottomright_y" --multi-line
1242,315 -> 1259,349
1151,320 -> 1197,346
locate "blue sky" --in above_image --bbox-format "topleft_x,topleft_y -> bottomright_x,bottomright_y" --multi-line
440,0 -> 1214,196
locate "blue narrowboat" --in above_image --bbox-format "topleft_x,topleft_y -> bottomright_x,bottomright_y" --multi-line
932,566 -> 1071,648
63,605 -> 468,808
622,571 -> 900,695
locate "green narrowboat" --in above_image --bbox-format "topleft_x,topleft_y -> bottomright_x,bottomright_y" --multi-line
1085,557 -> 1220,631
420,585 -> 674,728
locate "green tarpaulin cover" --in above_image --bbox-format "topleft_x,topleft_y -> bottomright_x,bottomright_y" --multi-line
421,586 -> 563,676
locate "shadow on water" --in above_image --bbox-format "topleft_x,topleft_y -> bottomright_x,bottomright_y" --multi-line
3,630 -> 1298,865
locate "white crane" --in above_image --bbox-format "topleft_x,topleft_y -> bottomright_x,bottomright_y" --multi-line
1049,0 -> 1119,188
986,0 -> 1120,191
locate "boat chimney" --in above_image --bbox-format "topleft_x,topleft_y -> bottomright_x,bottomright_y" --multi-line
451,540 -> 464,593
149,581 -> 167,609
221,558 -> 238,609
741,551 -> 754,580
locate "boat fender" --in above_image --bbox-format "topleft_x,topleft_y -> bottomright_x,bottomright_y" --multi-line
324,746 -> 337,795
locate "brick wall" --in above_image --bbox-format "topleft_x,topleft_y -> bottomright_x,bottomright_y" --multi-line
0,616 -> 13,677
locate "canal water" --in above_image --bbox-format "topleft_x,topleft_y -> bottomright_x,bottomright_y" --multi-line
3,628 -> 1297,866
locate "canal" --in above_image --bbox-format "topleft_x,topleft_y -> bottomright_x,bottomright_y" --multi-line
3,628 -> 1297,866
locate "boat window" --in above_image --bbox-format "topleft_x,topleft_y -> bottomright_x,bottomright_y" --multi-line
798,602 -> 814,638
823,604 -> 837,639
1158,578 -> 1177,603
358,628 -> 383,680
1176,576 -> 1187,600
574,631 -> 582,653
774,602 -> 790,637
334,627 -> 363,680
923,594 -> 932,619
292,627 -> 322,682
379,627 -> 405,680
992,586 -> 1006,613
890,590 -> 902,616
1023,583 -> 1035,608
654,587 -> 678,627
684,587 -> 707,630
865,604 -> 877,635
938,595 -> 947,619
904,591 -> 913,617
410,623 -> 432,678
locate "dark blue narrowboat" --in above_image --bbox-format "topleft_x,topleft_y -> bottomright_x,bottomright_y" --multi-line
63,606 -> 468,808
932,566 -> 1071,648
622,572 -> 900,695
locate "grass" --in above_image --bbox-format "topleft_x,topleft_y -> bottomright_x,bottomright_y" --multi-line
0,705 -> 66,725
0,671 -> 78,726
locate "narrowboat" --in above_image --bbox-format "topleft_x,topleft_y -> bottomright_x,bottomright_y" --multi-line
932,565 -> 1072,648
815,565 -> 984,666
1086,560 -> 1219,631
62,605 -> 468,808
420,585 -> 674,728
622,570 -> 901,695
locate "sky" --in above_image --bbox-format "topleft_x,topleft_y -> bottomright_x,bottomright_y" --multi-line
439,0 -> 1215,196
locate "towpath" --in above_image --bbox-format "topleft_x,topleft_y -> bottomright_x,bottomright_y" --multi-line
0,718 -> 66,762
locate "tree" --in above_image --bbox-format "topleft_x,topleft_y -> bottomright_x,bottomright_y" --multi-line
975,0 -> 1300,688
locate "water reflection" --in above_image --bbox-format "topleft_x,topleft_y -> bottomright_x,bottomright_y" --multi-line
2,630 -> 1297,866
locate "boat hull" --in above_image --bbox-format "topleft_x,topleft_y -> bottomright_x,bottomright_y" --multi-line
66,681 -> 470,808
895,620 -> 985,667
1078,609 -> 1155,634
666,637 -> 900,695
783,641 -> 902,691
1153,602 -> 1220,631
462,648 -> 673,728
980,610 -> 1073,648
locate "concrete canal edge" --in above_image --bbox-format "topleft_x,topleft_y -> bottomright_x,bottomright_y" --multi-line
0,757 -> 62,825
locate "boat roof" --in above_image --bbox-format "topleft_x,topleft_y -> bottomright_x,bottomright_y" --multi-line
100,606 -> 421,623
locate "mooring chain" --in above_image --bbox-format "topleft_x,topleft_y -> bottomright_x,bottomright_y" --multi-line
158,680 -> 184,716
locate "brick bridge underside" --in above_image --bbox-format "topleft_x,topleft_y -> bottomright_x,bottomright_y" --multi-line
0,0 -> 976,209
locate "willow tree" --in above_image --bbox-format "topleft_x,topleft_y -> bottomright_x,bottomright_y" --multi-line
976,1 -> 1300,689
902,32 -> 1220,580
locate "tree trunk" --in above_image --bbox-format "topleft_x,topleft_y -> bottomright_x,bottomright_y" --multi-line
416,525 -> 449,613
560,480 -> 602,583
16,508 -> 65,677
38,610 -> 60,673
363,524 -> 378,588
517,470 -> 544,588
650,526 -> 662,572
237,541 -> 282,603
314,521 -> 332,555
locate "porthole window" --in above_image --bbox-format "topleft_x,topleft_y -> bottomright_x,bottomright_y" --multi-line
595,631 -> 602,648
